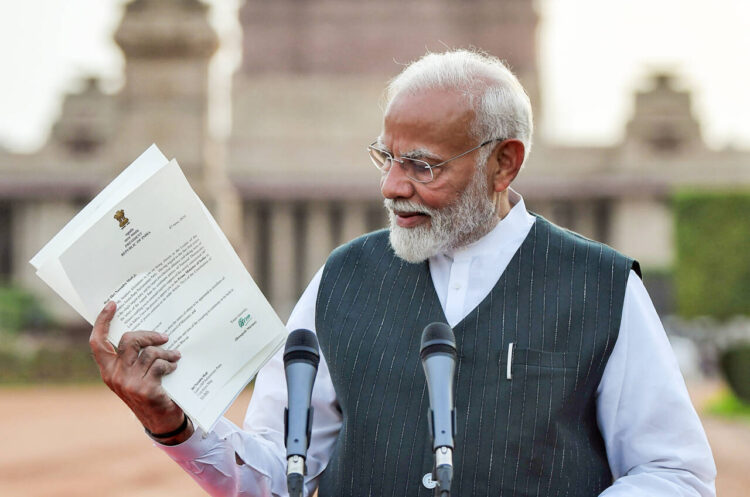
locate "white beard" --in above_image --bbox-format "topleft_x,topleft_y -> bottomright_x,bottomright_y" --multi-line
384,168 -> 498,263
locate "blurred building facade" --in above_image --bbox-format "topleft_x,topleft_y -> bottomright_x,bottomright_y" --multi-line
0,0 -> 748,323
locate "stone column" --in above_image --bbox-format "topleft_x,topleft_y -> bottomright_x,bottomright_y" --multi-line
527,201 -> 553,222
368,201 -> 388,232
340,202 -> 369,244
304,201 -> 333,284
609,197 -> 673,268
14,200 -> 81,323
242,201 -> 260,280
573,200 -> 598,240
268,202 -> 297,320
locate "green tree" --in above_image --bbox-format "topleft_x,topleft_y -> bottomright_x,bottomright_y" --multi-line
674,191 -> 750,319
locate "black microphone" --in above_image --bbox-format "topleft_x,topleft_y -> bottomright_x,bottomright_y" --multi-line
420,322 -> 457,497
283,329 -> 320,497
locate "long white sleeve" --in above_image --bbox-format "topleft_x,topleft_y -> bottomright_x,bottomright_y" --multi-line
596,271 -> 717,496
157,416 -> 279,497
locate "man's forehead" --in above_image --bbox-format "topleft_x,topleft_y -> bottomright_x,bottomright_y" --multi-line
385,88 -> 471,119
381,88 -> 475,154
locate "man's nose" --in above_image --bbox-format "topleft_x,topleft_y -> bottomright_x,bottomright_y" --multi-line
380,160 -> 415,200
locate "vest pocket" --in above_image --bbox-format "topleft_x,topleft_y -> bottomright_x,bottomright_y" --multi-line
509,347 -> 576,370
495,348 -> 580,492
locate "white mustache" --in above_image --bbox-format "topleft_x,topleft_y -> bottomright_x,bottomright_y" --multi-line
383,199 -> 435,216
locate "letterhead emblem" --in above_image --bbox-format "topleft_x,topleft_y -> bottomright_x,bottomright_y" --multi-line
114,209 -> 130,229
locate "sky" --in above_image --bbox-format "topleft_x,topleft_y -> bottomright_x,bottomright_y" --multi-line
0,0 -> 749,153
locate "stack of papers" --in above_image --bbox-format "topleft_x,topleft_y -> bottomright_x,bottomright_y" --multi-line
31,145 -> 288,431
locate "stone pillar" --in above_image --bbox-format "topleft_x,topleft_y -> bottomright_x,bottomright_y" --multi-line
609,197 -> 673,268
268,202 -> 297,320
241,201 -> 260,280
574,200 -> 598,240
340,202 -> 369,244
527,201 -> 553,222
367,201 -> 388,232
304,201 -> 333,284
13,200 -> 81,323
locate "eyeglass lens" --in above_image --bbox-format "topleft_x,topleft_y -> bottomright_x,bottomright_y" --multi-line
369,148 -> 434,183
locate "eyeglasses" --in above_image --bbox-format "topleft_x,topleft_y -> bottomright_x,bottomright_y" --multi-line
367,138 -> 504,184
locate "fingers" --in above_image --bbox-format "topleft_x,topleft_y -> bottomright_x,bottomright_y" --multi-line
117,331 -> 170,366
136,346 -> 181,377
89,301 -> 117,359
146,357 -> 179,379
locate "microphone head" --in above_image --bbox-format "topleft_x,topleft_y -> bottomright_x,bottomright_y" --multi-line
420,322 -> 457,361
284,329 -> 320,368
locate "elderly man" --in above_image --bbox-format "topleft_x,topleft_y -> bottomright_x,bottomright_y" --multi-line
90,50 -> 716,496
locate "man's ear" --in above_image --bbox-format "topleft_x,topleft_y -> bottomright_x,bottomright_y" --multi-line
490,139 -> 525,193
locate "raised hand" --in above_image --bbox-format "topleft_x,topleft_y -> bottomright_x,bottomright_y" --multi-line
89,301 -> 194,444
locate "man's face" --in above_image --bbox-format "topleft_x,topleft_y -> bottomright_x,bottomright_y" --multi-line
379,89 -> 497,262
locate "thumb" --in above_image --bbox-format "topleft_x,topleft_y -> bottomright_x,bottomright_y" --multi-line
89,301 -> 117,360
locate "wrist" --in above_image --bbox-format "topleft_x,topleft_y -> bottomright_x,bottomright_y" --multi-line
144,414 -> 194,445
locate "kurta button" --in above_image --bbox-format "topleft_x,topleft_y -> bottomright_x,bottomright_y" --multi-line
422,472 -> 437,489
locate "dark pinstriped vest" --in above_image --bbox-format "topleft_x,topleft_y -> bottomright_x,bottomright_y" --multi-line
315,216 -> 639,497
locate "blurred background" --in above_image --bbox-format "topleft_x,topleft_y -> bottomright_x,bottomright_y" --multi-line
0,0 -> 749,495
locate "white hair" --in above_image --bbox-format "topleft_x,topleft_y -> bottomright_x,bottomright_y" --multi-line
385,49 -> 534,166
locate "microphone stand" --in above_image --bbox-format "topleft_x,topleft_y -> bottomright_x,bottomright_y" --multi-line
286,453 -> 305,497
434,446 -> 453,496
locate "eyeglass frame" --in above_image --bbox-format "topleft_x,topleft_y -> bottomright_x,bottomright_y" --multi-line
367,138 -> 506,184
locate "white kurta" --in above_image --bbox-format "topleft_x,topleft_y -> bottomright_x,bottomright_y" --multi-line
158,191 -> 716,497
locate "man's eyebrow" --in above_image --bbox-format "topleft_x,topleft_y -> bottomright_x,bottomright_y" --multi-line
374,139 -> 441,161
374,138 -> 388,150
401,147 -> 441,161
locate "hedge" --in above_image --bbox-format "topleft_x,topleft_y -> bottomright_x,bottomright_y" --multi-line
720,344 -> 750,403
674,191 -> 750,320
0,345 -> 100,383
0,285 -> 52,335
